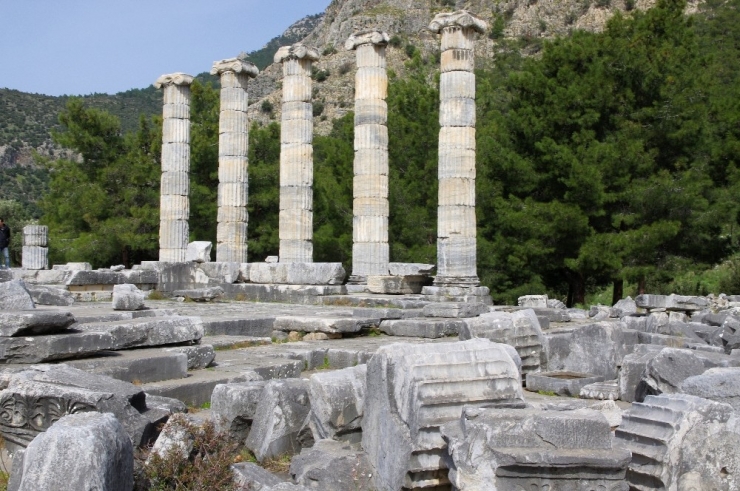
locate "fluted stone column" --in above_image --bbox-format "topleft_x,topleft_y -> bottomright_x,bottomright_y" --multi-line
22,225 -> 48,270
155,73 -> 194,262
346,31 -> 391,284
429,11 -> 487,287
275,44 -> 320,263
211,58 -> 259,263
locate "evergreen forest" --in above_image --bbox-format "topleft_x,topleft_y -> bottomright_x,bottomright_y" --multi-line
19,0 -> 740,306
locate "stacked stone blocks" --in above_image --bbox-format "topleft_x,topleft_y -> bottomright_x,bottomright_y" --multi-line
346,31 -> 391,283
275,44 -> 320,263
211,58 -> 259,263
155,73 -> 194,262
22,225 -> 48,270
429,12 -> 487,287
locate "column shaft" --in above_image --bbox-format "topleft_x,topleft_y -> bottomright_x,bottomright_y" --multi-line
155,73 -> 194,262
212,58 -> 259,263
275,45 -> 319,263
347,31 -> 391,283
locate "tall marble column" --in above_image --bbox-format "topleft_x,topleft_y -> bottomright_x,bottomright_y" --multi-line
429,11 -> 487,287
346,31 -> 391,284
211,58 -> 259,263
274,44 -> 320,263
155,73 -> 194,262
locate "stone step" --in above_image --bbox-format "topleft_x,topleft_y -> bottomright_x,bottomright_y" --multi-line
72,309 -> 175,324
63,348 -> 188,384
210,350 -> 303,380
202,335 -> 272,349
200,316 -> 274,336
73,316 -> 203,349
140,369 -> 257,407
0,331 -> 115,364
272,315 -> 374,334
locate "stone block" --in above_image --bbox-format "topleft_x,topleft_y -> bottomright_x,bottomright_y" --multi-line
353,174 -> 388,198
273,316 -> 366,334
232,462 -> 285,490
185,241 -> 212,263
197,261 -> 241,283
366,275 -> 427,294
355,67 -> 388,99
65,349 -> 188,384
79,316 -> 204,350
164,344 -> 215,370
26,285 -> 75,306
173,286 -> 224,302
0,365 -> 150,448
544,321 -> 624,379
0,331 -> 115,364
22,225 -> 47,247
309,365 -> 366,443
580,379 -> 620,400
422,302 -> 488,318
160,171 -> 189,196
14,412 -> 133,491
679,367 -> 740,410
362,339 -> 524,491
379,318 -> 463,338
526,371 -> 605,396
354,99 -> 388,126
517,294 -> 548,308
635,348 -> 708,402
354,124 -> 388,150
442,407 -> 630,491
0,310 -> 75,337
618,346 -> 663,402
460,310 -> 544,374
439,70 -> 475,99
388,262 -> 435,276
245,379 -> 313,461
249,262 -> 345,285
290,440 -> 375,491
211,380 -> 267,441
439,97 -> 476,127
111,284 -> 146,311
21,246 -> 47,270
615,394 -> 740,490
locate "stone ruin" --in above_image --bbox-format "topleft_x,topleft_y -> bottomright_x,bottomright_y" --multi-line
2,9 -> 740,491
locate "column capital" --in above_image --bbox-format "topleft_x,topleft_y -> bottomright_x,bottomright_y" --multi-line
273,43 -> 320,64
429,10 -> 488,34
154,73 -> 194,89
345,30 -> 390,51
211,57 -> 259,78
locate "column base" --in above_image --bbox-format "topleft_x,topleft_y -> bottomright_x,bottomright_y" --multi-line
422,284 -> 492,305
347,275 -> 367,285
432,275 -> 480,287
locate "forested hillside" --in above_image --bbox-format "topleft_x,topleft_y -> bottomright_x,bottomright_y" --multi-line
7,0 -> 740,305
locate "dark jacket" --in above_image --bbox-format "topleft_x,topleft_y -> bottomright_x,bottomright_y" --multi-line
0,224 -> 10,249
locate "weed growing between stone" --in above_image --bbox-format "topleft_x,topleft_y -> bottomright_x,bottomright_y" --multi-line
138,417 -> 240,491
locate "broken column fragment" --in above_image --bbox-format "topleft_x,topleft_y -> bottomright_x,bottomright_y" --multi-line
362,339 -> 524,490
275,44 -> 320,263
211,57 -> 259,263
428,11 -> 487,288
441,407 -> 631,491
155,72 -> 194,262
309,364 -> 366,443
21,225 -> 48,270
346,30 -> 391,283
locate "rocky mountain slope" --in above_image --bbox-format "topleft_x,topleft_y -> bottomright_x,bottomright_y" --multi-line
247,0 -> 703,134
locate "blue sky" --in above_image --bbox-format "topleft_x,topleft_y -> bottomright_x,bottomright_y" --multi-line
0,0 -> 332,96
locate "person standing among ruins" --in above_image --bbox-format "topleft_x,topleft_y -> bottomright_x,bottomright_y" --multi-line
0,218 -> 10,269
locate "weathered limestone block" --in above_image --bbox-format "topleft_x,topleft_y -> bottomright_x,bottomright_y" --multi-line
25,285 -> 74,306
379,318 -> 464,338
619,346 -> 666,402
185,241 -> 212,263
0,331 -> 115,364
245,378 -> 313,461
21,245 -> 47,270
211,379 -> 266,441
0,311 -> 74,337
248,262 -> 345,285
635,347 -> 708,402
423,302 -> 488,318
160,143 -> 189,172
309,365 -> 366,443
111,284 -> 146,311
388,262 -> 435,276
519,295 -> 549,309
635,293 -> 709,311
291,439 -> 375,491
232,462 -> 286,490
0,365 -> 150,448
615,394 -> 740,490
460,310 -> 544,374
580,379 -> 620,400
22,225 -> 47,247
81,316 -> 204,349
366,275 -> 427,294
442,407 -> 631,491
164,344 -> 215,370
14,412 -> 133,491
545,321 -> 625,379
0,280 -> 35,310
679,367 -> 740,410
160,170 -> 189,196
362,339 -> 524,491
526,371 -> 605,397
